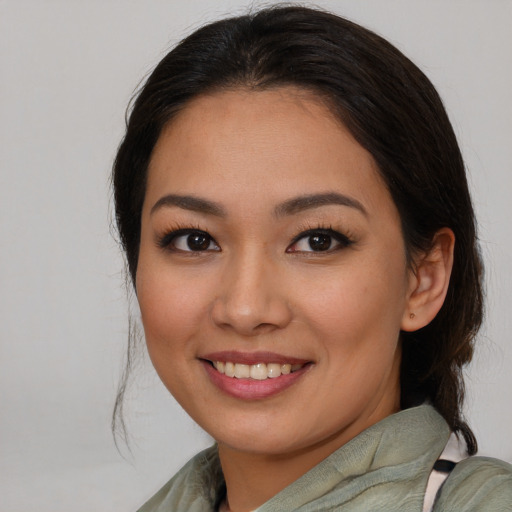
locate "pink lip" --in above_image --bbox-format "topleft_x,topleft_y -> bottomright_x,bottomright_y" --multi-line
200,354 -> 312,400
201,350 -> 310,366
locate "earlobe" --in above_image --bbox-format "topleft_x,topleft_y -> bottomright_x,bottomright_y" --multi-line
401,228 -> 455,332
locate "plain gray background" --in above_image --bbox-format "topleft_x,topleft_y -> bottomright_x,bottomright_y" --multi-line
1,1 -> 511,510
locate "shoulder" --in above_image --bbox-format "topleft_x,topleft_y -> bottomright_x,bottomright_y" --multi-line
434,456 -> 512,511
137,445 -> 223,512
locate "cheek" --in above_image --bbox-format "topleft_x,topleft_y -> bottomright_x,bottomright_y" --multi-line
135,260 -> 222,360
135,269 -> 207,401
302,253 -> 408,350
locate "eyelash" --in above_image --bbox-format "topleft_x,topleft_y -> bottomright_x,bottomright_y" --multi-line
157,226 -> 220,253
156,224 -> 354,254
286,225 -> 354,254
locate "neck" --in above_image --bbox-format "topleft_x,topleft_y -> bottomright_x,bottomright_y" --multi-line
217,396 -> 401,511
218,431 -> 353,512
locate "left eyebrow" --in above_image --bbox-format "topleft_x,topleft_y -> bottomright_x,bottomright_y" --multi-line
274,192 -> 367,218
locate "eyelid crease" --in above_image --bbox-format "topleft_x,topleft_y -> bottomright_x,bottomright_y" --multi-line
155,225 -> 220,251
290,221 -> 355,241
154,222 -> 355,253
287,224 -> 355,253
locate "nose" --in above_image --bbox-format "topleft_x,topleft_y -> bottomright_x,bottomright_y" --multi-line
211,251 -> 293,336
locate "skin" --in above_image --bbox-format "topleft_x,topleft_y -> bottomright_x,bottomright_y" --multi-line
136,87 -> 454,511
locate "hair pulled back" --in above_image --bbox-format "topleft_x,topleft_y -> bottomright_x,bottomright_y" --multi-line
113,6 -> 483,453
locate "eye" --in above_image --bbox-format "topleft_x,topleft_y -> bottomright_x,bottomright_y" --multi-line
287,228 -> 352,253
159,229 -> 220,252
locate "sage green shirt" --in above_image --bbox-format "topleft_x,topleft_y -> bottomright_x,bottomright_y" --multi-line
138,405 -> 512,511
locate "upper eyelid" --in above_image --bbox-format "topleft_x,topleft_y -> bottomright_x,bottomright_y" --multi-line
290,227 -> 351,244
286,228 -> 354,254
157,227 -> 219,249
156,225 -> 352,249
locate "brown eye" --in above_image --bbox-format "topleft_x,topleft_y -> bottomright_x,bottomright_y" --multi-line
286,228 -> 353,253
186,233 -> 211,251
308,234 -> 332,251
159,229 -> 220,252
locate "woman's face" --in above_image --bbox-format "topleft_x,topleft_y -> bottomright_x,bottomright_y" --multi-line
136,88 -> 416,458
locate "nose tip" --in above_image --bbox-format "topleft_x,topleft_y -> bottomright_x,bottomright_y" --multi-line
210,263 -> 292,336
211,298 -> 291,336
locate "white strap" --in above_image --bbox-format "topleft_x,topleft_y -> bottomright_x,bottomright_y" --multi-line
422,433 -> 468,512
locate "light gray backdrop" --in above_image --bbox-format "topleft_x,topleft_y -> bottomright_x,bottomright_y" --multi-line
1,1 -> 511,510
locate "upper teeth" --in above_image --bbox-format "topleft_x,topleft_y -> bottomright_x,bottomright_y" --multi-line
212,361 -> 303,380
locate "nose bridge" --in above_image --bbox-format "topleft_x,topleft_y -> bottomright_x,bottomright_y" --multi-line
211,244 -> 291,335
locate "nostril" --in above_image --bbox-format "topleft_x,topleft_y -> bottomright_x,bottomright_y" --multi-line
253,322 -> 279,334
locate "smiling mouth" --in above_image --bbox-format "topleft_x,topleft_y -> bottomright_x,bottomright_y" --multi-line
211,361 -> 305,380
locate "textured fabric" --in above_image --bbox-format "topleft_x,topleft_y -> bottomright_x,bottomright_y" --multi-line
137,405 -> 512,511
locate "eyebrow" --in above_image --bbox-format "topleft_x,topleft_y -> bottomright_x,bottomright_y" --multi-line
274,192 -> 367,217
150,194 -> 226,217
150,191 -> 367,218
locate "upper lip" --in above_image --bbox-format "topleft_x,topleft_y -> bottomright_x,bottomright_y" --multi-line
200,350 -> 311,366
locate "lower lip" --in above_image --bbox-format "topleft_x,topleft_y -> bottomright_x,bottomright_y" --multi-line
202,361 -> 311,400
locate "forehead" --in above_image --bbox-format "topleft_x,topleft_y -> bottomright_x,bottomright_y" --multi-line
146,87 -> 392,216
151,87 -> 345,165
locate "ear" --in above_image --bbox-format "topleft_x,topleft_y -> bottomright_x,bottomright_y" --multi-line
401,228 -> 455,332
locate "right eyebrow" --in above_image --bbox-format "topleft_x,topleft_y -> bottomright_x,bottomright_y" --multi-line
150,194 -> 226,217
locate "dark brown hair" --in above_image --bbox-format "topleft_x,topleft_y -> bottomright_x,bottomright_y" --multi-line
112,5 -> 483,453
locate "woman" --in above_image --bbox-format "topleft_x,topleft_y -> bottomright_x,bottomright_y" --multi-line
112,6 -> 512,511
